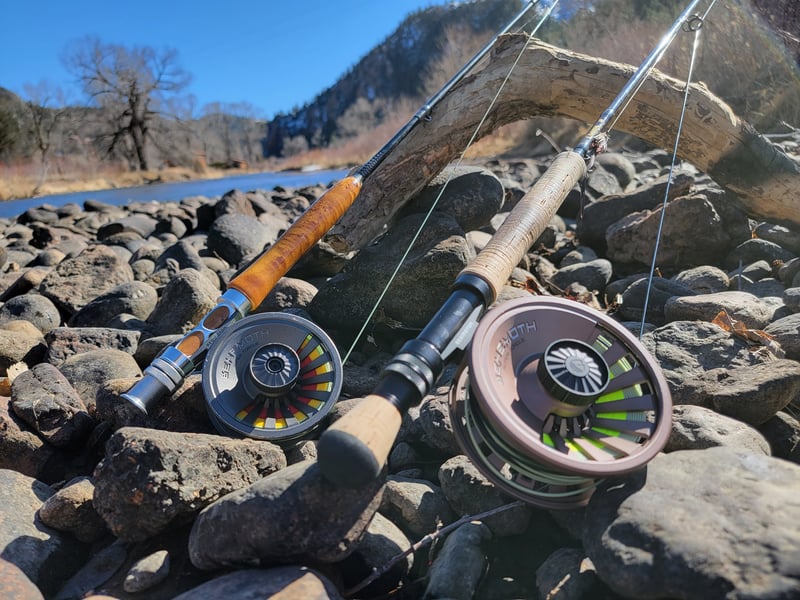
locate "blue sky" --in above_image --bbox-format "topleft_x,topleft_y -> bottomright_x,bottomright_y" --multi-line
0,0 -> 463,119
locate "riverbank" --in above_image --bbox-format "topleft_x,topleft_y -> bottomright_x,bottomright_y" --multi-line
0,164 -> 280,202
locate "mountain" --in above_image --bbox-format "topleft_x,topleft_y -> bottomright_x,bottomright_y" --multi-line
263,0 -> 525,158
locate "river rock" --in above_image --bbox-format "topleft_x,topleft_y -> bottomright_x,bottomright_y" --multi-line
535,548 -> 602,600
583,447 -> 800,599
667,405 -> 771,454
92,427 -> 287,542
53,540 -> 130,600
548,258 -> 613,293
254,276 -> 318,312
380,474 -> 456,538
0,558 -> 44,600
172,566 -> 343,600
0,266 -> 52,303
188,460 -> 384,568
559,245 -> 598,267
0,328 -> 46,376
308,212 -> 473,333
337,511 -> 413,597
402,164 -> 505,232
145,268 -> 219,336
68,281 -> 158,327
0,469 -> 85,597
206,213 -> 280,266
0,396 -> 66,483
674,359 -> 800,425
424,521 -> 492,600
672,265 -> 730,293
123,549 -> 170,593
606,195 -> 731,268
641,321 -> 772,403
754,222 -> 800,254
615,276 -> 697,325
39,245 -> 134,316
575,171 -> 693,251
58,349 -> 142,411
596,151 -> 637,189
97,214 -> 159,240
38,476 -> 108,543
779,257 -> 800,284
416,384 -> 461,457
10,363 -> 94,448
758,411 -> 800,464
0,293 -> 61,334
438,455 -> 531,537
764,312 -> 800,359
725,238 -> 796,270
783,287 -> 800,313
663,290 -> 775,329
45,327 -> 140,365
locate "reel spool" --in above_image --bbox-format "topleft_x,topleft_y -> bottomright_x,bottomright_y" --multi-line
450,296 -> 671,509
203,312 -> 343,443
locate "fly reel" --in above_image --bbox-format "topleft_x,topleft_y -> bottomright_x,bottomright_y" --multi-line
450,296 -> 671,509
203,312 -> 343,443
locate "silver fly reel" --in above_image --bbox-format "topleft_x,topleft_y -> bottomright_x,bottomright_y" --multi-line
450,296 -> 671,509
203,312 -> 343,443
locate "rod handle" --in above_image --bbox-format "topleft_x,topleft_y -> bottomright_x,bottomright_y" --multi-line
317,394 -> 403,487
460,151 -> 587,298
229,175 -> 362,307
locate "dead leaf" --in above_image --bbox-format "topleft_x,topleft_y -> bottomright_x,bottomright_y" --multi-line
711,310 -> 785,358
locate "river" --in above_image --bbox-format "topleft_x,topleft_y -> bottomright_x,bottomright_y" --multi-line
0,168 -> 350,220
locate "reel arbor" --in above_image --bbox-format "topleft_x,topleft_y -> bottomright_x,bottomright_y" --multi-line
449,296 -> 671,509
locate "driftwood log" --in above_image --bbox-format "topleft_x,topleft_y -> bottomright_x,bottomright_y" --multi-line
327,35 -> 800,253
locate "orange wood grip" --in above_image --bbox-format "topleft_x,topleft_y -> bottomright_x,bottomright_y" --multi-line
317,394 -> 403,487
229,176 -> 362,307
460,152 -> 586,299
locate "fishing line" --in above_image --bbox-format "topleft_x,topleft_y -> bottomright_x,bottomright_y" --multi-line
342,0 -> 561,365
639,0 -> 717,338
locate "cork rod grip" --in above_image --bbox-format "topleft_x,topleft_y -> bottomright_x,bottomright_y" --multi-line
229,176 -> 362,307
461,152 -> 586,297
317,394 -> 404,487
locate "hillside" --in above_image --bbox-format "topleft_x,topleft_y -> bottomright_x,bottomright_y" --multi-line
263,0 -> 524,157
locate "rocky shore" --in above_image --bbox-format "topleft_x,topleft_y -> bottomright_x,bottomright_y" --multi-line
1,143 -> 800,599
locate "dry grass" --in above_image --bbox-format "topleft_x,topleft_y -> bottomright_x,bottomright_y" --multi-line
0,120 -> 552,203
0,160 -> 275,202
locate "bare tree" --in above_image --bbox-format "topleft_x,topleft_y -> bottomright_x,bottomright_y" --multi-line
22,80 -> 69,193
63,37 -> 191,171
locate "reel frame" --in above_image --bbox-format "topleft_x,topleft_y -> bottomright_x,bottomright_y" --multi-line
202,312 -> 343,444
449,296 -> 671,508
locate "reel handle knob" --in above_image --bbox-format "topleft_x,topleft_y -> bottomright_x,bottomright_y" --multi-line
317,394 -> 402,487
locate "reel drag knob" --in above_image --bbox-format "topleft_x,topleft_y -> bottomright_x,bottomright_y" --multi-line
450,296 -> 671,509
245,343 -> 301,398
518,339 -> 610,420
203,312 -> 343,443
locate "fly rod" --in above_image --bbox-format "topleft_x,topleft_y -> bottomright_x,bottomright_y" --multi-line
318,0 -> 711,500
121,1 -> 540,417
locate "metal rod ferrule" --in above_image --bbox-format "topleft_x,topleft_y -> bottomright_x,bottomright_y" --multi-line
122,288 -> 252,414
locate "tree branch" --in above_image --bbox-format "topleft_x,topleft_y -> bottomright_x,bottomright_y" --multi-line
327,36 -> 800,253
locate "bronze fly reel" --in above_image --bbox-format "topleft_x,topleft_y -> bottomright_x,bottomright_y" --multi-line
450,296 -> 671,509
202,312 -> 343,443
